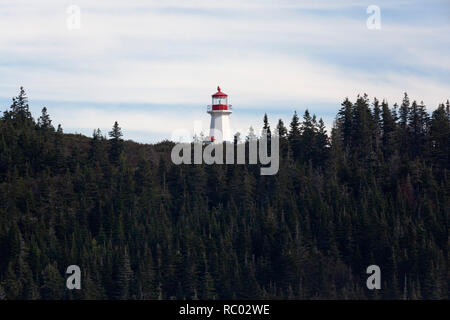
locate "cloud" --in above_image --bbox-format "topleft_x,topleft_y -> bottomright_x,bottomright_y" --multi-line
0,0 -> 448,142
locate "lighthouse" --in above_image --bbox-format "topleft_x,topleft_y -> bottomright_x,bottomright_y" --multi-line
207,86 -> 233,143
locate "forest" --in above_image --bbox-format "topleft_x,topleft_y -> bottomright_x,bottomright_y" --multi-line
0,87 -> 448,299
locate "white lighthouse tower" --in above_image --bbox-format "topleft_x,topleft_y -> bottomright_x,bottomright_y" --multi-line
207,86 -> 232,143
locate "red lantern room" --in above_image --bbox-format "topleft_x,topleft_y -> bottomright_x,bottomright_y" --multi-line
212,86 -> 230,110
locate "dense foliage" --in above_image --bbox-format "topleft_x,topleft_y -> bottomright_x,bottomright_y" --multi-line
0,88 -> 448,300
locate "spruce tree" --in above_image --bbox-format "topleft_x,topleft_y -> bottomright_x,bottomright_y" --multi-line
38,107 -> 53,131
288,111 -> 301,160
262,113 -> 271,137
108,121 -> 124,164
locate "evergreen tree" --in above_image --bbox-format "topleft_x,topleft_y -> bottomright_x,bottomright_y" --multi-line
276,119 -> 288,158
372,98 -> 382,153
314,118 -> 329,166
430,104 -> 450,169
38,107 -> 53,131
276,119 -> 288,139
337,98 -> 353,150
108,121 -> 124,164
381,100 -> 396,157
4,87 -> 33,125
288,111 -> 301,160
262,113 -> 271,137
408,101 -> 429,158
398,93 -> 411,155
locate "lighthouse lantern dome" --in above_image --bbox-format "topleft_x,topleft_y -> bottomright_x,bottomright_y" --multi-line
212,86 -> 228,105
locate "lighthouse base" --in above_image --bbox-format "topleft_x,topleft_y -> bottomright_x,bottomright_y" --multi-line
209,111 -> 232,143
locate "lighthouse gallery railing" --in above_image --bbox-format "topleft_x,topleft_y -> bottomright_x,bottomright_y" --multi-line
207,105 -> 232,112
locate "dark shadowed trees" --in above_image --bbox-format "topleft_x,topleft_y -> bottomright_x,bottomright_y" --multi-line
0,87 -> 448,300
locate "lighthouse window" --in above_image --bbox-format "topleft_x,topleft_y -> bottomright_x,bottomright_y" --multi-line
213,97 -> 227,105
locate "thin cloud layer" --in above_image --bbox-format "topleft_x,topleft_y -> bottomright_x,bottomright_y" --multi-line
0,0 -> 449,142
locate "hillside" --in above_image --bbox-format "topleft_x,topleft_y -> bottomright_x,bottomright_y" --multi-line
0,88 -> 448,300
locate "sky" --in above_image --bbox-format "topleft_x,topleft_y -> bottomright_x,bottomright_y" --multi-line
0,0 -> 449,143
